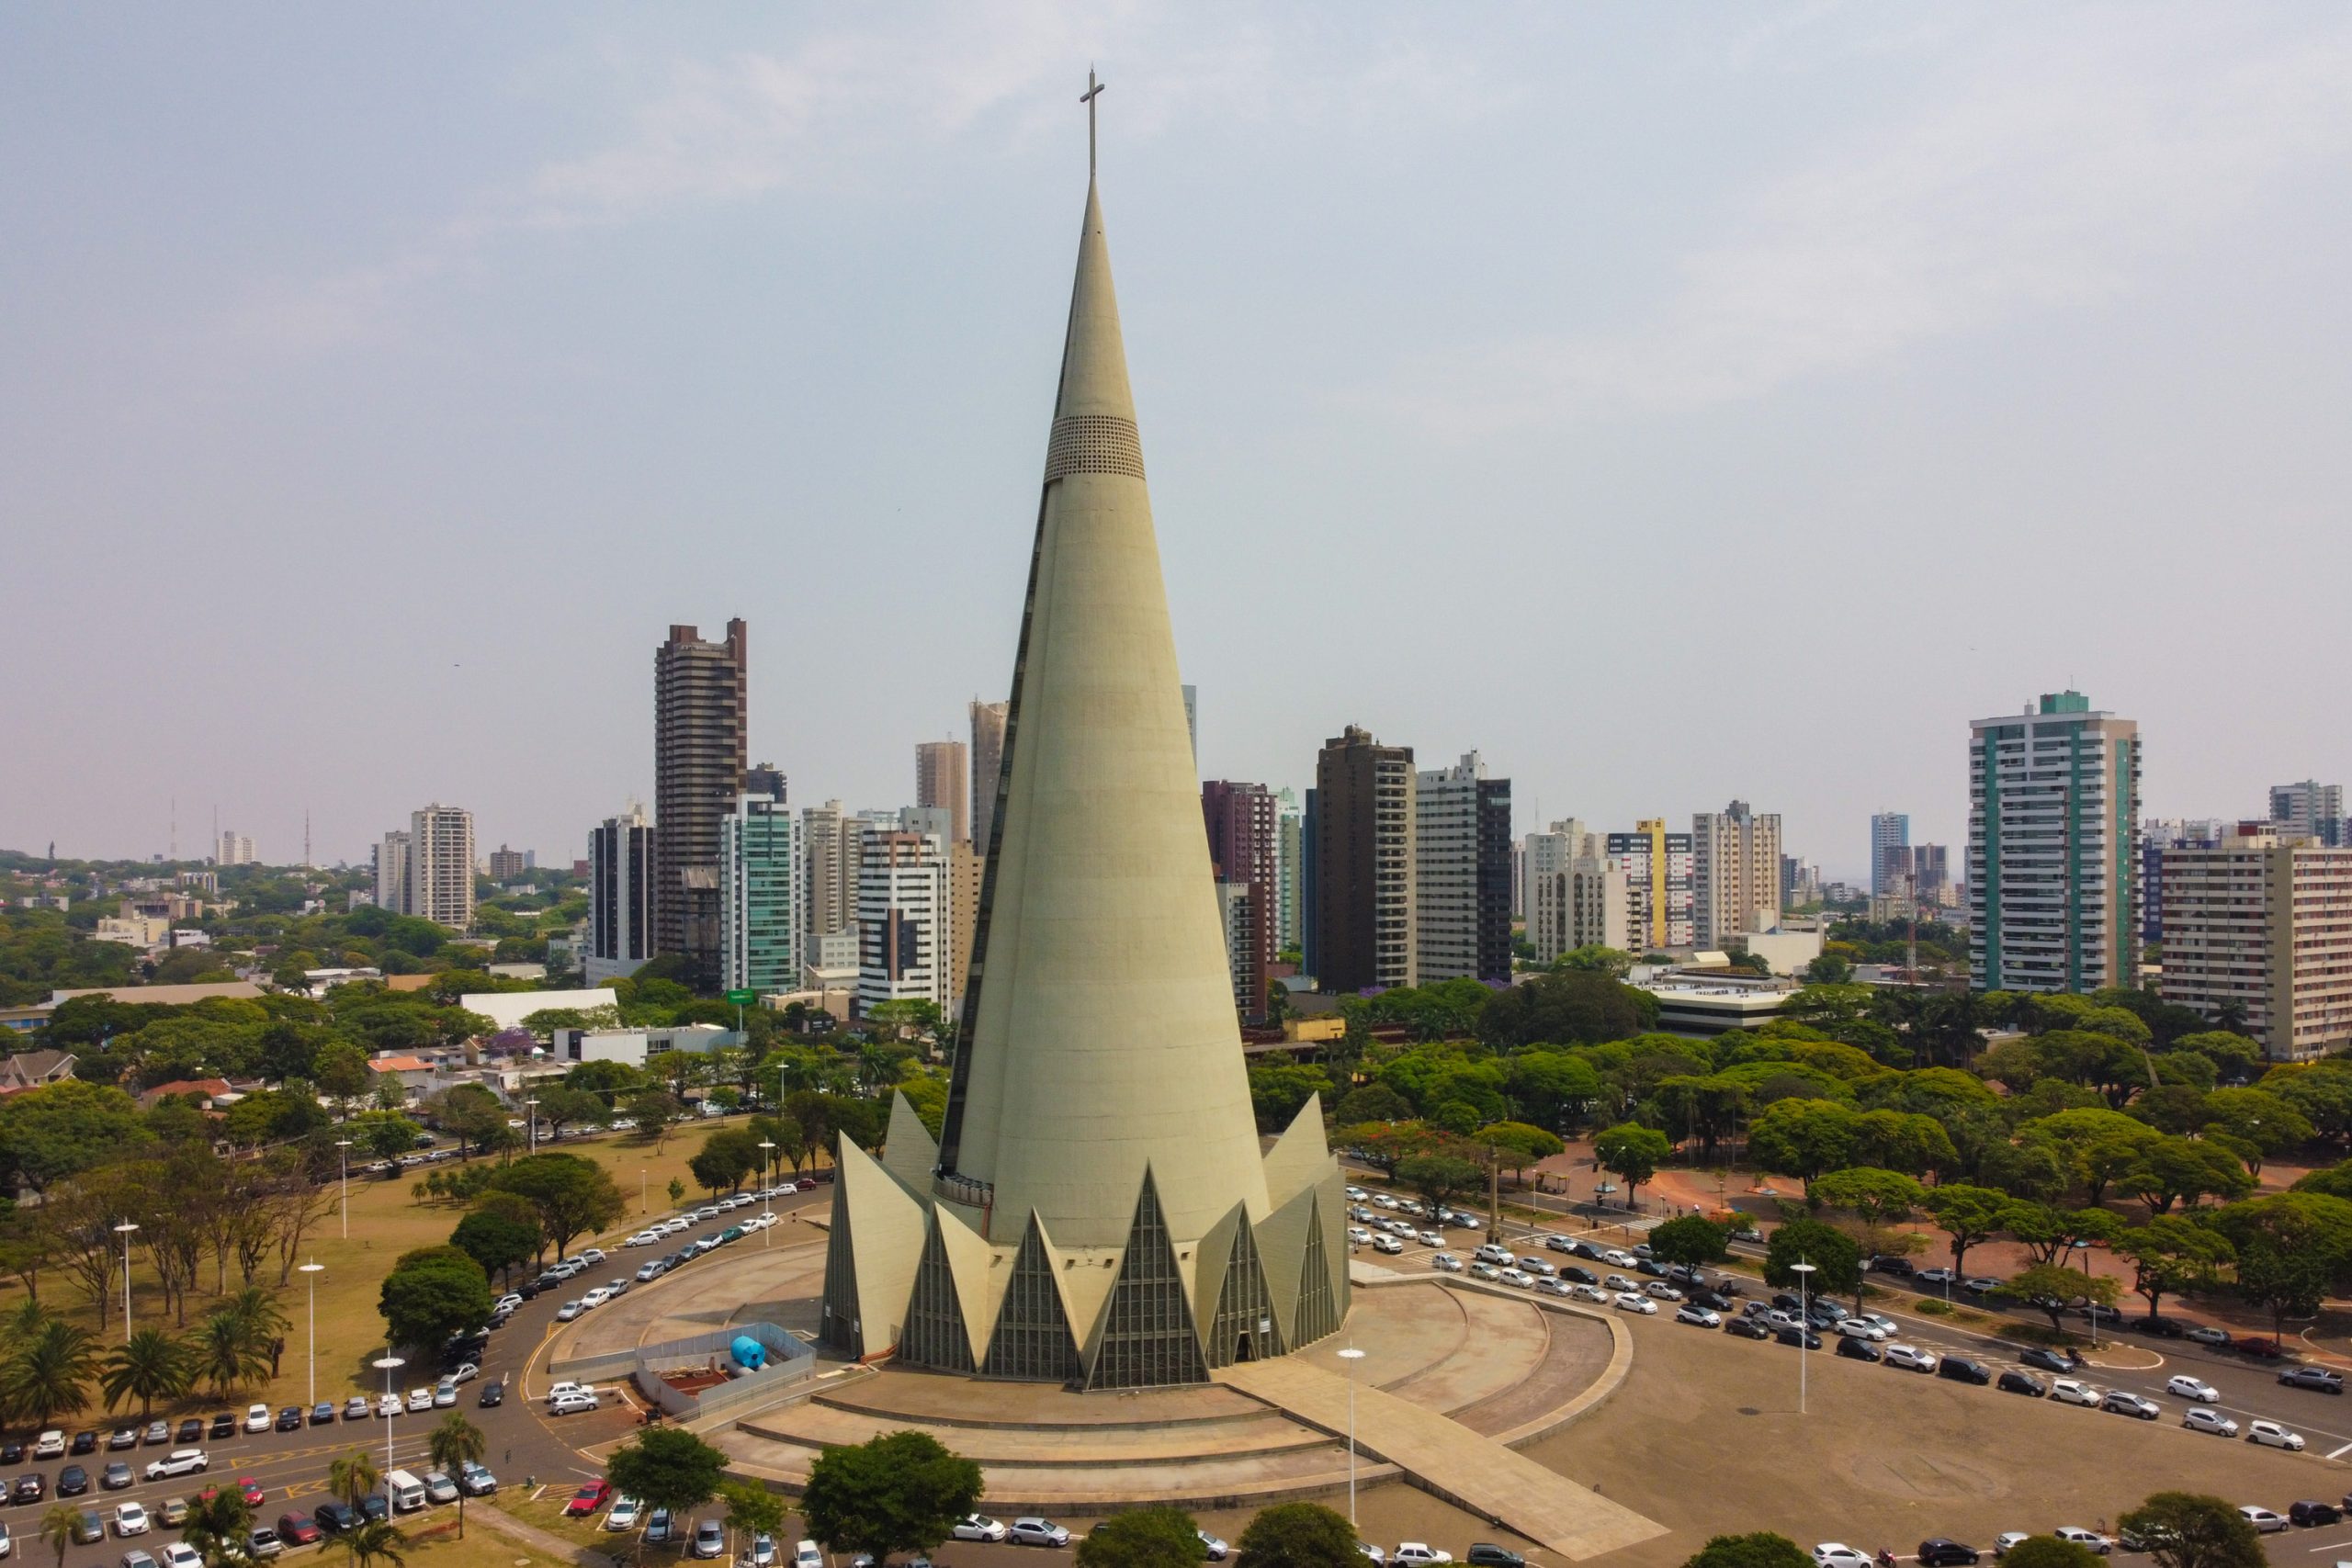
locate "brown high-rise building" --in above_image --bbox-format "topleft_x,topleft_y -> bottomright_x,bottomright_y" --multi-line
1314,726 -> 1417,995
916,739 -> 971,846
969,698 -> 1008,856
1201,780 -> 1278,1021
654,619 -> 747,991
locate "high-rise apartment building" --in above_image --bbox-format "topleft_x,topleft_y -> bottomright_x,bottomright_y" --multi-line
653,619 -> 748,991
1214,881 -> 1262,1021
487,845 -> 527,881
1870,812 -> 1910,898
855,828 -> 951,1017
917,739 -> 971,846
216,831 -> 256,867
2142,818 -> 2226,945
1968,690 -> 2141,993
1313,727 -> 1416,993
2159,832 -> 2352,1059
407,804 -> 476,930
1274,787 -> 1304,956
1300,787 -> 1320,978
969,700 -> 1008,855
1692,801 -> 1781,950
948,838 -> 980,1009
588,803 -> 655,983
2271,781 -> 2346,848
1911,844 -> 1951,906
374,831 -> 411,916
719,787 -> 802,997
801,800 -> 849,955
1415,752 -> 1512,983
1201,781 -> 1277,1021
1607,820 -> 1693,951
1526,818 -> 1595,963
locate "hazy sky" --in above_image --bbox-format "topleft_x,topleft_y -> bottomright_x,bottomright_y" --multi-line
6,5 -> 2349,881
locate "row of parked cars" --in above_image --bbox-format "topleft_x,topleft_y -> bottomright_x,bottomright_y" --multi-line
1819,1497 -> 2352,1568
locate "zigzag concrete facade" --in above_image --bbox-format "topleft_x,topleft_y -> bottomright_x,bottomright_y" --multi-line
818,168 -> 1348,1387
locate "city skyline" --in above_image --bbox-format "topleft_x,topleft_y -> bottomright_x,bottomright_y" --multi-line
7,6 -> 2352,874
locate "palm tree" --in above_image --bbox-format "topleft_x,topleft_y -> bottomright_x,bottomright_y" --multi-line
182,1489 -> 254,1568
327,1450 -> 381,1512
0,1319 -> 100,1428
192,1309 -> 269,1400
425,1413 -> 486,1537
101,1328 -> 195,1418
338,1519 -> 408,1568
39,1503 -> 81,1568
222,1286 -> 291,1346
6,1298 -> 50,1339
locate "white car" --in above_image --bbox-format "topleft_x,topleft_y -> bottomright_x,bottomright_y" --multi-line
1348,1228 -> 1374,1246
1765,1310 -> 1805,1332
1417,1232 -> 1446,1249
2049,1379 -> 2102,1407
1837,1318 -> 1889,1341
1372,1235 -> 1404,1256
579,1247 -> 607,1264
1676,1305 -> 1722,1327
1992,1535 -> 2030,1558
1601,1249 -> 1636,1268
113,1505 -> 150,1538
581,1288 -> 613,1310
1535,1278 -> 1574,1298
142,1451 -> 208,1482
550,1393 -> 600,1416
2052,1529 -> 2111,1554
1344,1187 -> 1367,1201
2102,1391 -> 2160,1420
1008,1519 -> 1070,1548
162,1548 -> 200,1568
405,1387 -> 434,1413
555,1301 -> 585,1321
1393,1546 -> 1452,1566
1374,1195 -> 1401,1211
376,1393 -> 401,1418
1430,1253 -> 1464,1273
1569,1282 -> 1610,1303
660,1218 -> 691,1235
1815,1547 -> 1871,1568
32,1433 -> 64,1461
2238,1507 -> 2286,1535
2186,1325 -> 2231,1346
1603,1274 -> 1638,1293
243,1404 -> 272,1434
1475,1245 -> 1514,1265
952,1517 -> 1008,1543
1885,1345 -> 1938,1373
1642,1281 -> 1683,1302
794,1541 -> 821,1568
1859,1314 -> 1900,1337
2246,1420 -> 2305,1450
1613,1292 -> 1657,1314
2166,1375 -> 2220,1403
2183,1408 -> 2240,1437
1497,1269 -> 1533,1288
625,1232 -> 659,1247
605,1499 -> 643,1532
492,1294 -> 524,1314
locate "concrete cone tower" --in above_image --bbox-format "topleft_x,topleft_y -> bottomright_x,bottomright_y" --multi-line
820,109 -> 1347,1390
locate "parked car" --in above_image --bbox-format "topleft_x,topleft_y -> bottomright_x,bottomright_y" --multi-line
100,1464 -> 132,1491
2051,1529 -> 2110,1554
1886,1345 -> 1939,1373
1775,1327 -> 1823,1349
1393,1547 -> 1453,1567
2281,1367 -> 2345,1393
1836,1338 -> 1883,1363
2183,1408 -> 2239,1437
2290,1502 -> 2343,1528
1008,1518 -> 1070,1548
952,1517 -> 1009,1543
605,1498 -> 643,1531
564,1482 -> 613,1518
2185,1325 -> 2232,1347
2238,1508 -> 2286,1535
1464,1548 -> 1524,1568
1814,1547 -> 1872,1568
111,1504 -> 150,1537
1939,1358 -> 1992,1386
2246,1420 -> 2305,1450
2049,1380 -> 2102,1407
341,1398 -> 369,1422
243,1405 -> 271,1435
2102,1391 -> 2161,1420
309,1404 -> 335,1427
1676,1305 -> 1722,1328
1614,1292 -> 1657,1315
1917,1540 -> 1980,1566
1997,1371 -> 2047,1397
245,1527 -> 282,1560
458,1463 -> 498,1497
2020,1348 -> 2078,1374
275,1517 -> 322,1547
1725,1317 -> 1772,1341
2167,1375 -> 2221,1403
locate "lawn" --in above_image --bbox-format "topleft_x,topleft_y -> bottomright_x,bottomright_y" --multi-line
7,1122 -> 833,1419
398,1509 -> 578,1568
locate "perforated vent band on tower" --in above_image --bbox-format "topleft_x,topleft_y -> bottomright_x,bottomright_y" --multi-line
1044,414 -> 1145,482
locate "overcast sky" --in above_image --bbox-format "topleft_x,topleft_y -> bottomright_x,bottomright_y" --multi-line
6,4 -> 2349,881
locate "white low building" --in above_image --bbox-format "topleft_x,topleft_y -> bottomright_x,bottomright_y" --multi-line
552,1022 -> 742,1068
460,987 -> 619,1032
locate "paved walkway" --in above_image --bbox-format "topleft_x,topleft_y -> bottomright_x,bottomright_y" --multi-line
472,1501 -> 624,1568
1218,1357 -> 1664,1561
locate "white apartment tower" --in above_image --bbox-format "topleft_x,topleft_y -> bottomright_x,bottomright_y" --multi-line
1692,801 -> 1782,949
375,830 -> 412,916
2159,832 -> 2352,1060
1525,818 -> 1594,963
407,805 -> 476,930
855,828 -> 952,1017
216,831 -> 256,867
1969,691 -> 2141,993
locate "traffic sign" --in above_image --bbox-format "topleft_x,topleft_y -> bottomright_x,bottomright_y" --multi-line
724,989 -> 757,1006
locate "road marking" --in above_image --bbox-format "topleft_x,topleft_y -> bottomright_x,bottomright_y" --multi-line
2330,1441 -> 2352,1460
2303,1539 -> 2352,1551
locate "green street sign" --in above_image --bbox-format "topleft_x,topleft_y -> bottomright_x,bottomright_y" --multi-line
724,989 -> 757,1006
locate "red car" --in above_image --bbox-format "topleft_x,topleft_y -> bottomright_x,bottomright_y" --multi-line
563,1481 -> 613,1518
238,1478 -> 266,1506
276,1515 -> 322,1546
2239,1338 -> 2289,1359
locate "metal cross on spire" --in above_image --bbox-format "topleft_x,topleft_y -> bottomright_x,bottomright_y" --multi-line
1080,69 -> 1106,175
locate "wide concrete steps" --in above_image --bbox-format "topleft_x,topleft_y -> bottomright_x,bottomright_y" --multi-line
738,1400 -> 1329,1467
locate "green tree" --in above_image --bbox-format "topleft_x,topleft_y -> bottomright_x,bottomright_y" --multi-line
1999,1202 -> 2121,1269
182,1487 -> 255,1568
1995,1262 -> 2117,1336
312,1041 -> 373,1105
1395,1153 -> 1485,1220
425,1414 -> 486,1537
1333,1084 -> 1413,1127
717,1480 -> 788,1546
1478,969 -> 1659,1048
605,1427 -> 730,1521
534,1086 -> 608,1138
1248,1065 -> 1333,1132
2116,1492 -> 2264,1568
2236,1237 -> 2329,1342
336,1519 -> 410,1568
798,1430 -> 982,1562
1998,1538 -> 2105,1568
378,1247 -> 493,1354
1232,1502 -> 1363,1568
1682,1533 -> 1812,1568
329,1450 -> 381,1511
1746,1099 -> 1859,1192
192,1306 -> 271,1399
1810,1168 -> 1925,1232
2115,1219 -> 2234,1322
39,1504 -> 82,1568
0,1316 -> 98,1426
1591,1122 -> 1672,1203
1922,1184 -> 2009,1279
484,1154 -> 626,1258
2121,1137 -> 2253,1215
1763,1217 -> 1861,1303
1474,1122 -> 1566,1183
667,1177 -> 686,1206
99,1327 -> 193,1417
1645,1214 -> 1730,1269
626,1088 -> 685,1150
0,1079 -> 153,1193
448,1210 -> 540,1289
1075,1506 -> 1203,1568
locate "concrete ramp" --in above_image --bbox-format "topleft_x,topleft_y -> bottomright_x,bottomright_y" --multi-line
1219,1358 -> 1664,1561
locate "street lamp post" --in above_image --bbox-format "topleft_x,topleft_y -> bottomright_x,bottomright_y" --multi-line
372,1352 -> 404,1517
2073,1238 -> 2098,1349
299,1261 -> 325,1409
640,1168 -> 648,1216
112,1222 -> 139,1343
526,1099 -> 539,1156
1791,1259 -> 1817,1416
1336,1346 -> 1365,1527
759,1142 -> 777,1247
335,1140 -> 354,1239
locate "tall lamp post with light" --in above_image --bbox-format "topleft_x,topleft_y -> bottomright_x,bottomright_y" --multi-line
1791,1259 -> 1816,1415
525,1099 -> 539,1156
299,1261 -> 325,1409
1336,1346 -> 1365,1527
759,1142 -> 777,1247
113,1221 -> 139,1342
372,1352 -> 404,1516
335,1140 -> 354,1238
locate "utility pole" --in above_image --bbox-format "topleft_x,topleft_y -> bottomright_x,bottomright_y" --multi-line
1487,1143 -> 1501,1244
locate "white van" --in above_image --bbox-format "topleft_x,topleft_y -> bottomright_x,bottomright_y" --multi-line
384,1472 -> 427,1514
